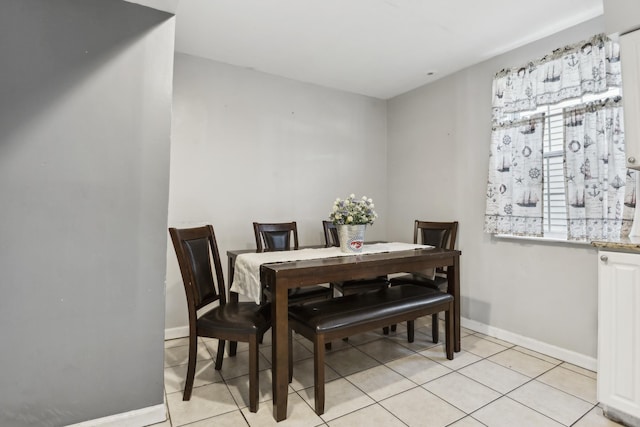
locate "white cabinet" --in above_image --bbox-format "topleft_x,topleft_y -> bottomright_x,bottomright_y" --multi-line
621,29 -> 640,170
598,250 -> 640,425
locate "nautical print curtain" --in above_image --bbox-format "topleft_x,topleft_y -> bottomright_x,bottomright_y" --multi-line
564,98 -> 636,240
491,34 -> 621,121
484,114 -> 545,236
485,33 -> 626,238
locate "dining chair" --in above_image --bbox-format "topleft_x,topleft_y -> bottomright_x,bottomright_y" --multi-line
322,220 -> 389,296
389,220 -> 459,342
169,225 -> 271,412
253,221 -> 333,304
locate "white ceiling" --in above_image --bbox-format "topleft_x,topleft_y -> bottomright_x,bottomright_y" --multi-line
130,0 -> 603,99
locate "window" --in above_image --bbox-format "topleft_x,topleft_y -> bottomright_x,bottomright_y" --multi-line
509,87 -> 622,238
484,34 -> 631,241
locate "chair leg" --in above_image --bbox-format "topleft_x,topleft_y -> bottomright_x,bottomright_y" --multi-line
229,341 -> 238,356
182,334 -> 198,401
445,308 -> 454,360
313,334 -> 326,415
248,335 -> 259,412
431,313 -> 439,343
407,320 -> 415,343
382,326 -> 389,335
391,324 -> 397,332
215,339 -> 225,370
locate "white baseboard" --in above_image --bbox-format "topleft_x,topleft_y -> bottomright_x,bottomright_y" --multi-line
66,403 -> 166,427
165,325 -> 189,341
461,317 -> 597,372
166,318 -> 597,371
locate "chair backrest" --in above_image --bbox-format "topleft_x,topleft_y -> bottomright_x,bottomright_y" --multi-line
414,220 -> 458,250
253,222 -> 299,252
169,226 -> 226,316
322,220 -> 339,248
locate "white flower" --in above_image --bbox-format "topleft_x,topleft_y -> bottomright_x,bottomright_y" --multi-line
329,193 -> 378,226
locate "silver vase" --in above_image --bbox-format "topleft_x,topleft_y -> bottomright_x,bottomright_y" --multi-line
337,224 -> 366,253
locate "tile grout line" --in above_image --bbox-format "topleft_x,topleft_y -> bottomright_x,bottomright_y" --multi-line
568,403 -> 600,426
460,358 -> 596,426
163,328 -> 603,427
420,339 -> 597,426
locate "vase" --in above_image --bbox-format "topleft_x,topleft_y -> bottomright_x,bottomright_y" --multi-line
337,224 -> 366,253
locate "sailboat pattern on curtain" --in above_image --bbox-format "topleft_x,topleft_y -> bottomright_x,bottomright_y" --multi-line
491,33 -> 621,121
563,97 -> 635,240
484,114 -> 545,236
485,33 -> 631,240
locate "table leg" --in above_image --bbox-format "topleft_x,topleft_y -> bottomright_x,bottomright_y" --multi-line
272,282 -> 289,421
228,257 -> 238,355
449,255 -> 461,352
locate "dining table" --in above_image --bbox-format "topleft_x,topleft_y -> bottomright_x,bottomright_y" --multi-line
227,243 -> 461,422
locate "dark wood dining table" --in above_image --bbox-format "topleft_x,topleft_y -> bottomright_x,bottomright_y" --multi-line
227,245 -> 461,422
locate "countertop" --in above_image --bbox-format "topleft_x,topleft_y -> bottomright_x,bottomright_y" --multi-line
592,236 -> 640,253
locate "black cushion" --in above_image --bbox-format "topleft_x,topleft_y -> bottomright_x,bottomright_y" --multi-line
289,285 -> 332,300
198,302 -> 271,335
288,285 -> 452,333
263,284 -> 332,304
263,231 -> 291,251
333,276 -> 389,296
389,273 -> 447,289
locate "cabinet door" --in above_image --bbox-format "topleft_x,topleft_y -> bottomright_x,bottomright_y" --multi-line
621,30 -> 640,170
598,250 -> 640,418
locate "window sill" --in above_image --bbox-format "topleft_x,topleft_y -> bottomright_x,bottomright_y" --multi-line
494,233 -> 593,247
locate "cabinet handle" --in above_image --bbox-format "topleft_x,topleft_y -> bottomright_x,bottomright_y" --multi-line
600,255 -> 608,262
629,156 -> 636,164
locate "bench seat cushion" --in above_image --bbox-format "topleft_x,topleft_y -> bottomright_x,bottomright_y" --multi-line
288,284 -> 453,334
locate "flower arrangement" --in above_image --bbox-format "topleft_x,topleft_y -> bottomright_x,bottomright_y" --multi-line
329,194 -> 378,225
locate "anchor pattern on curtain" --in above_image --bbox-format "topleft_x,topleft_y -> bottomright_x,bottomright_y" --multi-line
484,33 -> 634,240
564,97 -> 636,240
491,33 -> 621,120
484,114 -> 545,236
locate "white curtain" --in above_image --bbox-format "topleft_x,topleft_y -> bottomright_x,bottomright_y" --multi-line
484,33 -> 631,239
484,114 -> 545,236
564,98 -> 636,240
491,34 -> 621,121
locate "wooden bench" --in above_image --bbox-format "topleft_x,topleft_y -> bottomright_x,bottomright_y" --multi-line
288,284 -> 454,415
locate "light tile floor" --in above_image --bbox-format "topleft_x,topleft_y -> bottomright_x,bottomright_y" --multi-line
156,319 -> 623,427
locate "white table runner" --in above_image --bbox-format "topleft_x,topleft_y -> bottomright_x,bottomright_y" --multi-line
230,242 -> 433,304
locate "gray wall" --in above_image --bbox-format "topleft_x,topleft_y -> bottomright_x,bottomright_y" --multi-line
0,1 -> 174,425
604,0 -> 640,35
166,53 -> 387,334
387,17 -> 605,365
166,18 -> 608,368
